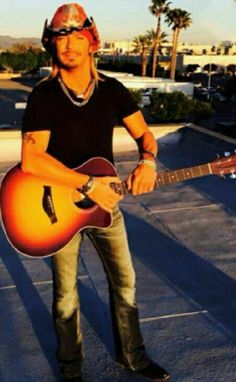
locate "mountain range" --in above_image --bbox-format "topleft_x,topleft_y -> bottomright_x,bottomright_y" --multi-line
0,35 -> 41,49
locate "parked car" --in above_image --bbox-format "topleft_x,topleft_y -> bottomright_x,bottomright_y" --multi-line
141,88 -> 157,107
212,92 -> 226,102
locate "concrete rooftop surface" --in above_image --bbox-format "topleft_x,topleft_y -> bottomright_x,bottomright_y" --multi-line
1,125 -> 236,382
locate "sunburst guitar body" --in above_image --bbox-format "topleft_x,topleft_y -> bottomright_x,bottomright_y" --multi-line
1,154 -> 236,258
0,157 -> 115,257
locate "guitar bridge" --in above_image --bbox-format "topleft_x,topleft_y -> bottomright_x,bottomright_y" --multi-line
42,186 -> 58,224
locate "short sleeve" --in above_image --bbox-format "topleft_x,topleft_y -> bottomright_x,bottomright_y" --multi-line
22,81 -> 54,134
114,79 -> 140,123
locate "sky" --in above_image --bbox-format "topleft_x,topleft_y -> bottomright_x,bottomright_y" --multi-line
0,0 -> 236,44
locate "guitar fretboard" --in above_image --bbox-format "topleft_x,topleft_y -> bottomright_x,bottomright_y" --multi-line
156,163 -> 211,187
110,181 -> 129,195
110,163 -> 211,194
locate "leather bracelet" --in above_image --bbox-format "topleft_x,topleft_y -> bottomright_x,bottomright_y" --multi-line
78,175 -> 95,195
140,149 -> 157,159
138,159 -> 157,170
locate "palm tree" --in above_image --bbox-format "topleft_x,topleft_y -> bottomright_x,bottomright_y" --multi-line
132,34 -> 152,76
147,29 -> 169,54
149,0 -> 171,78
220,41 -> 233,55
165,8 -> 192,80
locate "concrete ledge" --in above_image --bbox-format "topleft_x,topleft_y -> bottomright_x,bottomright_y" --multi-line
0,130 -> 21,163
189,123 -> 236,145
0,73 -> 22,79
113,124 -> 183,152
0,124 -> 183,163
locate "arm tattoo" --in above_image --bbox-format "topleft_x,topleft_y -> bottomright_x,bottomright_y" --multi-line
23,133 -> 36,144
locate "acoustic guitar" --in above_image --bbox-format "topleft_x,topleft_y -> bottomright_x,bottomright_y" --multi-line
0,155 -> 236,258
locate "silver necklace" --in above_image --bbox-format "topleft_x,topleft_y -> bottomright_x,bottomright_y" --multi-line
58,77 -> 95,107
75,79 -> 93,98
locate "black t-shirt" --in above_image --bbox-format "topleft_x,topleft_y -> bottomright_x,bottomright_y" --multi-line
22,73 -> 139,168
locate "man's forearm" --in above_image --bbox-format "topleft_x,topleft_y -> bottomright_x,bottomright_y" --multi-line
21,151 -> 89,189
136,131 -> 158,160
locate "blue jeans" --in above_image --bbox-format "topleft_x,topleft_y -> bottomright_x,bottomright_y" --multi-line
52,206 -> 149,378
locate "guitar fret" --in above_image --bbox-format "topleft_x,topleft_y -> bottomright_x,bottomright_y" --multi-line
110,181 -> 128,195
111,163 -> 211,190
156,164 -> 211,187
156,173 -> 165,186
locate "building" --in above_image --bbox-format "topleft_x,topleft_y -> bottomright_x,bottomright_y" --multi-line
176,54 -> 236,74
99,71 -> 194,97
101,40 -> 133,55
160,42 -> 236,56
100,40 -> 236,56
99,40 -> 236,73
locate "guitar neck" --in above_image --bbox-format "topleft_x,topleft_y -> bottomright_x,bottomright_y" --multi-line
156,163 -> 212,187
110,162 -> 212,194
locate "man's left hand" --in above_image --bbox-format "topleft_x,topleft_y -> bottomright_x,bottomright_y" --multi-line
127,163 -> 157,195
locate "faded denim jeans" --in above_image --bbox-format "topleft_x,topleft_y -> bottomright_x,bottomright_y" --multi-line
52,206 -> 149,378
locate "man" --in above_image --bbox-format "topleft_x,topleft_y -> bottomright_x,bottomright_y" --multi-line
21,3 -> 170,381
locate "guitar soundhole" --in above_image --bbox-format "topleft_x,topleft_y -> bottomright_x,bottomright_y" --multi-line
74,197 -> 95,209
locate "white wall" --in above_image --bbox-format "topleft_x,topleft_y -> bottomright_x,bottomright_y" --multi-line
0,125 -> 183,163
177,55 -> 236,72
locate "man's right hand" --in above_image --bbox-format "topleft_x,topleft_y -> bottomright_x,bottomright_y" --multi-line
88,176 -> 123,213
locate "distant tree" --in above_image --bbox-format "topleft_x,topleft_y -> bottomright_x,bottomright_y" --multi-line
220,41 -> 233,55
189,99 -> 213,122
165,8 -> 192,80
149,0 -> 171,78
148,90 -> 212,122
146,29 -> 168,76
0,51 -> 38,73
11,43 -> 41,54
129,89 -> 143,105
186,64 -> 200,73
203,63 -> 218,72
37,50 -> 51,68
227,64 -> 236,75
13,52 -> 38,72
132,34 -> 152,76
0,52 -> 14,72
147,29 -> 168,55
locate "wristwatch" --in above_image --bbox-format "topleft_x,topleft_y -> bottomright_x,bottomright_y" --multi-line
79,175 -> 95,195
138,159 -> 157,170
140,149 -> 157,159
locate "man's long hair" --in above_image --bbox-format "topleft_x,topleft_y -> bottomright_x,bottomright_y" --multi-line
49,53 -> 101,83
45,37 -> 101,84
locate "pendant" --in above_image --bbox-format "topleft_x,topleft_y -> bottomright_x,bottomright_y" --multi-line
76,97 -> 84,102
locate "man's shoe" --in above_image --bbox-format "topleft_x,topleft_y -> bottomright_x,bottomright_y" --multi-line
60,364 -> 82,381
135,360 -> 170,381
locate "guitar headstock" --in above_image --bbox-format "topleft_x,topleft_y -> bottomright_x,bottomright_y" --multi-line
210,152 -> 236,178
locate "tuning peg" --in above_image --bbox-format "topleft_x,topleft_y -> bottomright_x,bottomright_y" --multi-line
216,153 -> 220,159
224,151 -> 231,157
220,172 -> 226,178
230,173 -> 236,179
